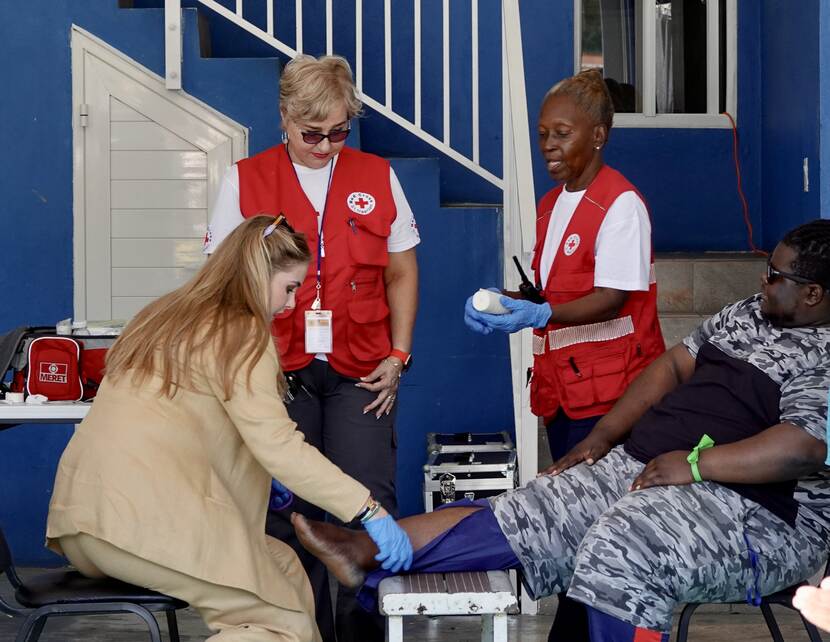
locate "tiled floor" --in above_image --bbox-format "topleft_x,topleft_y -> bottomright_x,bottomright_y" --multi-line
1,574 -> 827,642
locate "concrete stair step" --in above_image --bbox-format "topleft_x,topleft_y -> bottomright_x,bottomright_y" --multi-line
655,253 -> 766,316
658,313 -> 710,348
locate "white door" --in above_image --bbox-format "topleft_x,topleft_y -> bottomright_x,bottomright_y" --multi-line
71,27 -> 247,321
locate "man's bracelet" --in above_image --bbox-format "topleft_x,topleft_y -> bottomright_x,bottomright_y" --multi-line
686,434 -> 715,483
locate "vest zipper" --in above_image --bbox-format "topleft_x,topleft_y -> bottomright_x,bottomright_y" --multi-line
350,281 -> 357,292
348,218 -> 358,234
568,357 -> 582,377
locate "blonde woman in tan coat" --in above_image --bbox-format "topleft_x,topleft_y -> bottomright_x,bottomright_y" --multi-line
45,215 -> 412,642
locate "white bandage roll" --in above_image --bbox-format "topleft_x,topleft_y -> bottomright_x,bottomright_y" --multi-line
472,289 -> 509,315
4,392 -> 24,403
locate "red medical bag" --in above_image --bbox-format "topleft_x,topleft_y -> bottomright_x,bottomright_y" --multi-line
1,326 -> 118,401
25,337 -> 83,401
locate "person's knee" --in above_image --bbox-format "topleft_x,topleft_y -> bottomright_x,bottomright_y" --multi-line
572,514 -> 662,590
58,534 -> 107,579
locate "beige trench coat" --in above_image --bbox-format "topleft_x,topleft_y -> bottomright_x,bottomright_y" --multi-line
46,339 -> 369,613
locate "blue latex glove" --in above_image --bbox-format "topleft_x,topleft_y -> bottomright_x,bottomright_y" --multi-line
364,514 -> 413,573
470,296 -> 552,334
268,478 -> 294,512
464,295 -> 494,335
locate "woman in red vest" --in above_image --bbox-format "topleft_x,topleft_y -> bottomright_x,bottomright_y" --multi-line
204,55 -> 420,642
465,69 -> 665,641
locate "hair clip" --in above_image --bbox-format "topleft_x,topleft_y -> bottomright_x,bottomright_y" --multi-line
263,214 -> 289,238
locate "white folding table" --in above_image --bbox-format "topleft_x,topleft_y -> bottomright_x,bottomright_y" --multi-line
0,402 -> 91,427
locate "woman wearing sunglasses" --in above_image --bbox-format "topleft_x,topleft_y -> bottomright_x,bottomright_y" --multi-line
47,216 -> 413,642
204,55 -> 419,642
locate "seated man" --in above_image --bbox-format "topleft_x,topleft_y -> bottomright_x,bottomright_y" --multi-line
292,219 -> 830,642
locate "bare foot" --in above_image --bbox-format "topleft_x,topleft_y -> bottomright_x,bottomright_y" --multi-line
291,513 -> 369,588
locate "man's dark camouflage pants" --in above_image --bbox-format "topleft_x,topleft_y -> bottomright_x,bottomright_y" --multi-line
490,446 -> 829,631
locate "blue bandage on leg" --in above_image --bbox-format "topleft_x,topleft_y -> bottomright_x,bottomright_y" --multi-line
357,498 -> 520,611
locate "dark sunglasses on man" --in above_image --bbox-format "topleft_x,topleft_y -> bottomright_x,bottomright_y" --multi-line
766,260 -> 827,289
300,127 -> 350,145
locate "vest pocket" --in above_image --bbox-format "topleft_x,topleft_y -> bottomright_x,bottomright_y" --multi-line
555,347 -> 629,410
347,297 -> 391,361
556,359 -> 595,409
590,351 -> 628,404
346,215 -> 390,267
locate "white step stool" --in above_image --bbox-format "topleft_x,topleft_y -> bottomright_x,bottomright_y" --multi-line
378,570 -> 518,642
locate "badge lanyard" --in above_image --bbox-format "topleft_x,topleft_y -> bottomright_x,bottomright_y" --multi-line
287,154 -> 335,309
287,151 -> 336,353
312,159 -> 336,309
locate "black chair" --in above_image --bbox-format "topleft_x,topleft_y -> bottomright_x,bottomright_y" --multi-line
0,525 -> 187,642
675,560 -> 829,642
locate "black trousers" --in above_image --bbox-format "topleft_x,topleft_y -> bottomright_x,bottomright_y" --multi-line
265,359 -> 398,642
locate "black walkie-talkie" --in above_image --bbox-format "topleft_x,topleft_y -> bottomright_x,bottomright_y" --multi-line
512,256 -> 546,304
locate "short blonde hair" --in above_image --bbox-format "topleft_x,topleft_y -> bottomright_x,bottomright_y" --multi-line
280,55 -> 363,125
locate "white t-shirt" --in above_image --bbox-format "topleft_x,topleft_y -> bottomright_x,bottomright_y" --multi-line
537,189 -> 652,291
203,156 -> 421,254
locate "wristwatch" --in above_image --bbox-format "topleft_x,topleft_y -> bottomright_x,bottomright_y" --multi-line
388,349 -> 412,372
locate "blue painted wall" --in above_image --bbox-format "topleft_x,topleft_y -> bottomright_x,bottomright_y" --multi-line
1,0 -> 827,564
0,2 -> 283,564
292,0 -> 771,251
0,0 -> 510,563
518,1 -> 767,252
129,1 -> 792,251
389,159 -> 513,518
761,0 -> 822,246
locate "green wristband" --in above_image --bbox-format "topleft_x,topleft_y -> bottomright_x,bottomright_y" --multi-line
686,434 -> 715,482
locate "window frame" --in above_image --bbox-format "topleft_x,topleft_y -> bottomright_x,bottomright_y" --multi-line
573,0 -> 738,129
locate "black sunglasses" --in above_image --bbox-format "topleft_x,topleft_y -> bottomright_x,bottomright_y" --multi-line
300,127 -> 350,145
766,260 -> 817,287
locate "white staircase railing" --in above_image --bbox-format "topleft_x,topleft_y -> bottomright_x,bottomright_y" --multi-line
163,0 -> 540,583
163,0 -> 535,244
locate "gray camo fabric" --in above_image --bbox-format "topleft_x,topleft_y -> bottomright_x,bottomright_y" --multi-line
490,447 -> 829,632
490,294 -> 830,632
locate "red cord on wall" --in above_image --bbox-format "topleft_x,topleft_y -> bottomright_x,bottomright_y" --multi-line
722,111 -> 767,256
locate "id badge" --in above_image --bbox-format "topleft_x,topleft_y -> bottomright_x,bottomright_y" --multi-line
305,310 -> 333,353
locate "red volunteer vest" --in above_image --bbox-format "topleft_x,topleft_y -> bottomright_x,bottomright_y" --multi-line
529,165 -> 665,421
238,144 -> 397,378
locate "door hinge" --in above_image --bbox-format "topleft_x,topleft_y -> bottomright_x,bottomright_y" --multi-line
79,104 -> 89,128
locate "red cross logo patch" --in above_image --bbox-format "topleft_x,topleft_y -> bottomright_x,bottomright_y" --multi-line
563,233 -> 581,256
203,226 -> 213,250
347,191 -> 376,215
